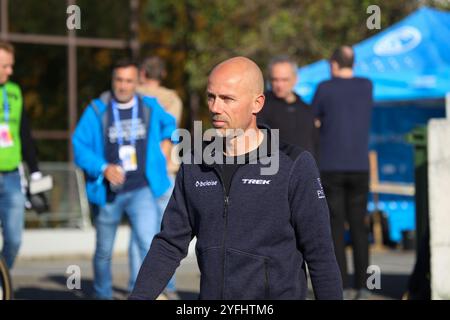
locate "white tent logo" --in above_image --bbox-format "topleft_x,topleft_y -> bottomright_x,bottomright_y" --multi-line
374,26 -> 422,56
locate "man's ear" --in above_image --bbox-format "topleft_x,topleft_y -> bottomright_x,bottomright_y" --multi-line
138,69 -> 146,82
330,61 -> 339,75
252,94 -> 265,114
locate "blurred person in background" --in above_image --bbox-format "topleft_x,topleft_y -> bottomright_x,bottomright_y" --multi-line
0,41 -> 44,270
72,58 -> 176,299
312,46 -> 373,300
125,56 -> 183,300
258,55 -> 317,158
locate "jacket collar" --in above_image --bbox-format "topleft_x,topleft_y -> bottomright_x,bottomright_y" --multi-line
95,91 -> 145,113
197,124 -> 275,168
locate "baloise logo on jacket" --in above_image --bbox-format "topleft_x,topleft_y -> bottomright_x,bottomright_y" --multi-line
195,180 -> 218,187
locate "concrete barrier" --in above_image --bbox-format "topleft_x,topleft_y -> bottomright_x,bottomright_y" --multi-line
428,94 -> 450,299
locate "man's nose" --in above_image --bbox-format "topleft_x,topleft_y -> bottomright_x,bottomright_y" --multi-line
209,99 -> 223,114
117,82 -> 126,91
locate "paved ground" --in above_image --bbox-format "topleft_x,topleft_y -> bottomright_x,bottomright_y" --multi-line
10,247 -> 415,300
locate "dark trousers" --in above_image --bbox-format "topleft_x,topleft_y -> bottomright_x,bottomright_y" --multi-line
321,171 -> 369,289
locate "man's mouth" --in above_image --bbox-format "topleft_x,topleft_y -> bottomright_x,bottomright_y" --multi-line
212,119 -> 227,127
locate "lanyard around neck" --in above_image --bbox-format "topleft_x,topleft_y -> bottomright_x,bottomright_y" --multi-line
2,86 -> 9,122
112,98 -> 139,146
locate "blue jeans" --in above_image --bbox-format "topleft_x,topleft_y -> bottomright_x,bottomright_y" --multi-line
93,186 -> 161,299
128,175 -> 176,292
0,170 -> 26,269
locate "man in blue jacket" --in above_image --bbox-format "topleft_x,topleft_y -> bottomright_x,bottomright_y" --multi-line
72,59 -> 176,299
130,57 -> 342,300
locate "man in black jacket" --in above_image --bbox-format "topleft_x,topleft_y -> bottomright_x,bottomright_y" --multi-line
258,55 -> 318,158
130,57 -> 342,300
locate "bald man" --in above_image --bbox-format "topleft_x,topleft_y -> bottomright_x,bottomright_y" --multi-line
130,57 -> 342,300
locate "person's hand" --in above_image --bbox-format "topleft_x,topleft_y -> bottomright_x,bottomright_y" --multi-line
104,164 -> 125,186
314,118 -> 322,128
160,139 -> 173,164
30,171 -> 43,181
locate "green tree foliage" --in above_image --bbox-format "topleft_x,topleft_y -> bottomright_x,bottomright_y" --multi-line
143,0 -> 424,91
7,0 -> 131,160
141,0 -> 448,125
3,0 -> 449,160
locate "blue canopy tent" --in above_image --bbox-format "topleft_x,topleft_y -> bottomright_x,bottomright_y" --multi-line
296,6 -> 450,103
295,7 -> 450,244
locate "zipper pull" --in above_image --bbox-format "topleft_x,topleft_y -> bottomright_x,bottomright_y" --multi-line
223,196 -> 229,217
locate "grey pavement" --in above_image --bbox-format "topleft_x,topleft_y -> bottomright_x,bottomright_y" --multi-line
10,247 -> 415,300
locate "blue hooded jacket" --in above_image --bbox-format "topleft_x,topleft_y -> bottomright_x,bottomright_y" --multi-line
72,91 -> 176,206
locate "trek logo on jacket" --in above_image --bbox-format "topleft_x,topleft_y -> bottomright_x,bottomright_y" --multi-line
130,129 -> 343,300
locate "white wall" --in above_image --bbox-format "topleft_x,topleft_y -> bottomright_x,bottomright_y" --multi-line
428,93 -> 450,299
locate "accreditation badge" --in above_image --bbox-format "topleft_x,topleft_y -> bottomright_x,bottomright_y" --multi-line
0,123 -> 14,148
119,145 -> 138,171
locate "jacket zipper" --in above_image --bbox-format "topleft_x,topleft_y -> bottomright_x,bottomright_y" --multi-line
210,146 -> 265,298
221,195 -> 229,299
213,165 -> 239,300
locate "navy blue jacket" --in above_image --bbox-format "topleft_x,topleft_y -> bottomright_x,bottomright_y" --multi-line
130,130 -> 343,300
312,77 -> 373,172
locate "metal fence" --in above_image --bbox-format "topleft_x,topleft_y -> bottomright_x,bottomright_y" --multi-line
24,162 -> 91,229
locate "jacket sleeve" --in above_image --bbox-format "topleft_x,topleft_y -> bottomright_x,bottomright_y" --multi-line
71,105 -> 107,179
289,151 -> 343,300
129,163 -> 194,300
20,107 -> 39,173
154,101 -> 177,142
